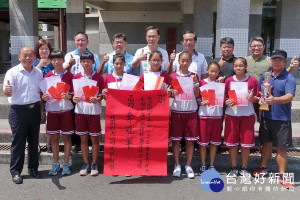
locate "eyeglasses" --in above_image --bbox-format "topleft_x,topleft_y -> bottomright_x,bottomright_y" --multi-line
147,35 -> 158,39
150,60 -> 162,64
250,45 -> 263,48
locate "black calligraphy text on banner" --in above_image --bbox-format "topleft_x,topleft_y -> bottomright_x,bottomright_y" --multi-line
104,89 -> 170,176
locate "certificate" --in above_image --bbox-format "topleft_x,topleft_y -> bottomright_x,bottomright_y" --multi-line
200,82 -> 225,107
144,72 -> 160,91
39,76 -> 61,103
120,73 -> 140,90
230,82 -> 248,106
73,78 -> 98,102
175,77 -> 193,101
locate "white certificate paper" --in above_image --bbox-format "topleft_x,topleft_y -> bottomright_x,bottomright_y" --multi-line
39,76 -> 61,103
107,82 -> 121,89
175,77 -> 193,101
72,77 -> 97,101
200,82 -> 225,107
230,82 -> 248,106
120,73 -> 140,90
144,72 -> 160,91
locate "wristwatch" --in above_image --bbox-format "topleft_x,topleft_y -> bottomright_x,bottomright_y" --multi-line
194,82 -> 199,87
289,64 -> 295,69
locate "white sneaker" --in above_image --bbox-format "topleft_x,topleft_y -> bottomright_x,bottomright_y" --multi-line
90,163 -> 99,176
185,165 -> 195,179
173,164 -> 181,177
79,163 -> 90,176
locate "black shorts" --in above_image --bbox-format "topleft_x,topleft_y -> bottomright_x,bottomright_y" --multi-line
259,118 -> 293,149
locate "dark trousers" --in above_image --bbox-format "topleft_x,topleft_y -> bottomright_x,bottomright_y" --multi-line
9,103 -> 41,176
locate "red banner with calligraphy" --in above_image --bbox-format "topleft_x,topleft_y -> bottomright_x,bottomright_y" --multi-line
104,89 -> 170,176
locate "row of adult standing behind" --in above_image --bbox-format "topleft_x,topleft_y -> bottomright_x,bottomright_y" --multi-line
60,27 -> 298,82
60,27 -> 208,80
213,36 -> 299,80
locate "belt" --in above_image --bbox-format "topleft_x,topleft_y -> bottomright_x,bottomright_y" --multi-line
11,102 -> 39,109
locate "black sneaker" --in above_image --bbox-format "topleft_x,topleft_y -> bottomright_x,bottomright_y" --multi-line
227,167 -> 238,179
12,174 -> 23,184
239,167 -> 252,180
28,168 -> 42,179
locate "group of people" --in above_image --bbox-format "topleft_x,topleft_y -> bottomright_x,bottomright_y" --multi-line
3,26 -> 298,190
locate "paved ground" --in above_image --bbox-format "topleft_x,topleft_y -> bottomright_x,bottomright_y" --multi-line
0,154 -> 299,200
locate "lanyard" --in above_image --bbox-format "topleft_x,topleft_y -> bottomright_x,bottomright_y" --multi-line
83,71 -> 95,79
53,70 -> 64,79
113,72 -> 122,89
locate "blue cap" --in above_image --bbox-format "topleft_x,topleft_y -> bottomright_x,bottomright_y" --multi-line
271,49 -> 287,60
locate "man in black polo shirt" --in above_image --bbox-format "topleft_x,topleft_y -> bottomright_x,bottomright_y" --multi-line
214,37 -> 236,80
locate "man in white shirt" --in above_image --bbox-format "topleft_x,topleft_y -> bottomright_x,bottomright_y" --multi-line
3,47 -> 44,184
168,31 -> 207,80
132,26 -> 169,75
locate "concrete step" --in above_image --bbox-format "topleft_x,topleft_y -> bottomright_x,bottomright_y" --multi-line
0,129 -> 106,143
0,147 -> 299,165
0,96 -> 299,123
0,118 -> 106,143
0,116 -> 299,140
1,137 -> 300,149
2,136 -> 299,148
0,150 -> 85,165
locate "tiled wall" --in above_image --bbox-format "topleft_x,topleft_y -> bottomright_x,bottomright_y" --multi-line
274,39 -> 300,58
196,37 -> 213,57
10,36 -> 38,54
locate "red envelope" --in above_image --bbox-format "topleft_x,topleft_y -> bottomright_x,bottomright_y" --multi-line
82,86 -> 91,101
171,79 -> 183,94
63,83 -> 71,93
48,86 -> 62,101
56,82 -> 65,95
90,85 -> 99,97
82,85 -> 99,102
228,90 -> 238,105
154,76 -> 164,90
208,89 -> 215,105
133,81 -> 144,91
201,90 -> 209,101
